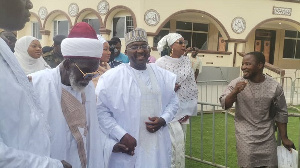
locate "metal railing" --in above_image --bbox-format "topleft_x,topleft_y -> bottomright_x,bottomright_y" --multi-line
186,102 -> 229,168
197,80 -> 229,111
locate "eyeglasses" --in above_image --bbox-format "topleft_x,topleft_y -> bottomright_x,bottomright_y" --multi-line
127,44 -> 148,51
74,63 -> 100,79
174,40 -> 188,46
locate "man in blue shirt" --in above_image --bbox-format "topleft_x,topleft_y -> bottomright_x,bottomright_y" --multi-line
111,37 -> 129,63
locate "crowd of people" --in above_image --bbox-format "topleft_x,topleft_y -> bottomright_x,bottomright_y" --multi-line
0,0 -> 296,168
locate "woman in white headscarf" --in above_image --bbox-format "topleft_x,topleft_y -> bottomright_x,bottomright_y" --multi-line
156,33 -> 198,168
92,35 -> 111,87
15,36 -> 50,75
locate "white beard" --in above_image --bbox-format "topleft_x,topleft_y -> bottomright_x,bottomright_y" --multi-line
69,70 -> 85,93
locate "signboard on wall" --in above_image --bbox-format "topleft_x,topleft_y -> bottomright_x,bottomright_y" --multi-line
273,6 -> 292,16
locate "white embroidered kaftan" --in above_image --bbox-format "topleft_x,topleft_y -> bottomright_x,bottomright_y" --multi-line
96,63 -> 179,168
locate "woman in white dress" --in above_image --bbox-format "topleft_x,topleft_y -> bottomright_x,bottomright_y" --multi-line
156,33 -> 198,168
15,36 -> 50,75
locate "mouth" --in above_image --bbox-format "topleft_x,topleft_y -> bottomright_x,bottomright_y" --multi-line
137,55 -> 146,61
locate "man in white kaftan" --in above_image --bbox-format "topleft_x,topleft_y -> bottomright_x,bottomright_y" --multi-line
0,0 -> 65,167
96,28 -> 179,168
30,22 -> 104,168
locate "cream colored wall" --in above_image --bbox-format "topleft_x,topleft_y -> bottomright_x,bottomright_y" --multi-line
19,0 -> 300,68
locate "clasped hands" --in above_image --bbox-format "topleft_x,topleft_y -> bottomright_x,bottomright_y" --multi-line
113,117 -> 166,156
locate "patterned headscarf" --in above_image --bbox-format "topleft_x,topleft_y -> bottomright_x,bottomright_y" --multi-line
157,33 -> 182,54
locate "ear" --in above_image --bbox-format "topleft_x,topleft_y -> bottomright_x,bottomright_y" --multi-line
257,62 -> 264,69
63,59 -> 72,71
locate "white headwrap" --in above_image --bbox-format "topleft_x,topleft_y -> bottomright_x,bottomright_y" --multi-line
14,36 -> 50,75
97,35 -> 107,44
157,33 -> 182,54
61,38 -> 103,59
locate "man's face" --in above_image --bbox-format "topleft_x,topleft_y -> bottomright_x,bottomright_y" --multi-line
67,59 -> 99,92
115,42 -> 121,56
126,41 -> 149,70
241,54 -> 263,79
0,0 -> 33,31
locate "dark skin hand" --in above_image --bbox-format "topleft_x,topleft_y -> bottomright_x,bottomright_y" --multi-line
224,80 -> 247,110
61,160 -> 72,168
174,83 -> 181,92
178,115 -> 190,124
145,117 -> 166,133
276,121 -> 296,151
112,142 -> 129,153
120,133 -> 137,156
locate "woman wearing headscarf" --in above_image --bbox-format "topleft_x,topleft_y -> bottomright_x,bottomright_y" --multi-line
15,36 -> 50,75
92,35 -> 111,87
156,33 -> 198,168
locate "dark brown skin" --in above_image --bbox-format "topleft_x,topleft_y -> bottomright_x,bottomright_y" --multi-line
225,54 -> 295,151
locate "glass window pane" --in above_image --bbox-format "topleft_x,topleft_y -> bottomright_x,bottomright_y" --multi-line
57,21 -> 69,37
54,21 -> 57,36
89,19 -> 100,34
192,33 -> 207,49
163,21 -> 170,28
153,30 -> 169,47
193,23 -> 209,32
113,17 -> 125,38
126,16 -> 134,33
295,40 -> 300,59
285,30 -> 297,38
283,39 -> 296,58
177,31 -> 192,48
176,21 -> 192,30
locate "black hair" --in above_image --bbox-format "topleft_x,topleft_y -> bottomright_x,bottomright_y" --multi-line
245,51 -> 265,66
160,43 -> 171,57
110,36 -> 121,45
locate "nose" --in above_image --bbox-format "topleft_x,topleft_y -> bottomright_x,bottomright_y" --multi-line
26,0 -> 33,9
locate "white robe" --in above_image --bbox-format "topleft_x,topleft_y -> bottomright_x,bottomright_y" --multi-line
95,63 -> 179,168
30,66 -> 104,168
0,38 -> 63,167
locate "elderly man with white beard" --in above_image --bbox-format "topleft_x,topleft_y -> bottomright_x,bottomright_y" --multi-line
29,22 -> 105,168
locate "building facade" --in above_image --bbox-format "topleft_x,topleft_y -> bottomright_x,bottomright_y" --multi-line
18,0 -> 300,69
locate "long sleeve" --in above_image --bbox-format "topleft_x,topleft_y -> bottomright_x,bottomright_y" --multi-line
160,90 -> 179,123
0,137 -> 63,168
96,79 -> 127,141
274,85 -> 288,123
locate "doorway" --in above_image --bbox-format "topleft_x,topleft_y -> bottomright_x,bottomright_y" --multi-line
254,29 -> 276,64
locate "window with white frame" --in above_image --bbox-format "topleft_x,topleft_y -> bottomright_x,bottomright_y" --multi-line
32,22 -> 42,39
82,18 -> 100,34
153,21 -> 170,47
283,30 -> 300,59
176,21 -> 208,49
53,20 -> 69,37
113,16 -> 133,38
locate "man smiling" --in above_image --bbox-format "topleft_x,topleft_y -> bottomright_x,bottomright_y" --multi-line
96,28 -> 179,168
220,51 -> 295,168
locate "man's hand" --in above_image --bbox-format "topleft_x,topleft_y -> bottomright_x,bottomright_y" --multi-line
27,76 -> 32,82
183,47 -> 193,56
178,115 -> 190,124
112,142 -> 129,154
233,81 -> 247,94
61,160 -> 72,168
174,83 -> 181,92
120,133 -> 137,156
282,138 -> 296,151
145,117 -> 166,133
